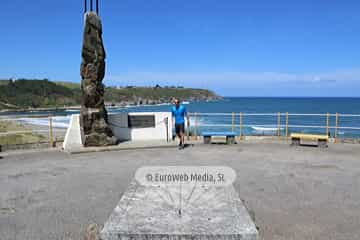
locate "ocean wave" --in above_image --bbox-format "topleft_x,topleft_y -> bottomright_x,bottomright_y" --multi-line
251,126 -> 283,132
156,103 -> 171,106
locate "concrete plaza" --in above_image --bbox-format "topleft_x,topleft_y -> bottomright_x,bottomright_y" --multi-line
1,141 -> 360,239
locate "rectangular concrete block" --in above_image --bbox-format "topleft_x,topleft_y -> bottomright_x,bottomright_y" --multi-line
101,181 -> 259,240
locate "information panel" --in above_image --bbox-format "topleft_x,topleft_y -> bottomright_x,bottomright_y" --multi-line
128,115 -> 155,128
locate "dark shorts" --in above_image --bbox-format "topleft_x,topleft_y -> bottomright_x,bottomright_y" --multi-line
175,123 -> 185,135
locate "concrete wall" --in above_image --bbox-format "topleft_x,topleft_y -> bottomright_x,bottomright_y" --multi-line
63,112 -> 173,151
108,112 -> 172,141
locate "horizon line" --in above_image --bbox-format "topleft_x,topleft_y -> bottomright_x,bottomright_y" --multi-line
223,96 -> 360,98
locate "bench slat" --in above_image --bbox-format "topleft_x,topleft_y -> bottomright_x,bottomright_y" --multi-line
202,132 -> 236,137
290,133 -> 328,140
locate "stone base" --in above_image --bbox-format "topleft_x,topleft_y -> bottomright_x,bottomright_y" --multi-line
80,107 -> 117,147
101,181 -> 259,240
83,133 -> 117,147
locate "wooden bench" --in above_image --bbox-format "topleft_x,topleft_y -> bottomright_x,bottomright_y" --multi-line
202,132 -> 237,144
290,133 -> 328,148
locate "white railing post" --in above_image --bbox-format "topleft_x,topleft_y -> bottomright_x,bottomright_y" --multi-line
49,115 -> 54,147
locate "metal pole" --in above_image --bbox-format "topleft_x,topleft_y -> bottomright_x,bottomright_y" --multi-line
96,0 -> 99,15
239,112 -> 243,140
277,112 -> 281,138
187,115 -> 190,141
84,0 -> 87,13
231,112 -> 235,132
326,112 -> 329,136
285,112 -> 289,140
335,112 -> 339,143
49,116 -> 54,147
90,0 -> 93,12
165,117 -> 169,142
194,113 -> 198,140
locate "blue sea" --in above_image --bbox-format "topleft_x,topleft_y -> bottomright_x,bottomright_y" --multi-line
3,97 -> 360,138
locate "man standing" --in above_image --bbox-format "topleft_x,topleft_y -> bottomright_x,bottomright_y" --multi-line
171,99 -> 190,149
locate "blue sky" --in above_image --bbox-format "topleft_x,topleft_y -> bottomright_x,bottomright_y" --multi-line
1,0 -> 360,96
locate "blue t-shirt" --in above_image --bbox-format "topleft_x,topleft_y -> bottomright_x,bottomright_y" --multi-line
172,105 -> 187,124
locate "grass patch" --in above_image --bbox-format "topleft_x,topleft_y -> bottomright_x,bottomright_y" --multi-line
0,120 -> 47,145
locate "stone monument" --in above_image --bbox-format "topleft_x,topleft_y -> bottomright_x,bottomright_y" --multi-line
79,8 -> 117,146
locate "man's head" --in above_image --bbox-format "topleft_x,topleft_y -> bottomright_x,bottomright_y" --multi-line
174,99 -> 180,107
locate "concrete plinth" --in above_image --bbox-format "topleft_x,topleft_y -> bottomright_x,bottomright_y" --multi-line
62,112 -> 172,152
101,181 -> 259,240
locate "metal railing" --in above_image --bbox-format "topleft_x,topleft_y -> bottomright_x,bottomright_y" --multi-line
0,115 -> 68,150
1,112 -> 360,151
187,112 -> 360,143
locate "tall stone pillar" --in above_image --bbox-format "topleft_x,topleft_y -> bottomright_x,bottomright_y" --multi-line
80,12 -> 117,146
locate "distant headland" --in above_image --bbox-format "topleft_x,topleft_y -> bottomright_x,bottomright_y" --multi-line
0,79 -> 222,112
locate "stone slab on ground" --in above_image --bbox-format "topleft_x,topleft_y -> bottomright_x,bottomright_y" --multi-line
101,181 -> 259,240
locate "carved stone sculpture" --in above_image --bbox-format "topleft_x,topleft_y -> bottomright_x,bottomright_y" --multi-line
80,12 -> 117,146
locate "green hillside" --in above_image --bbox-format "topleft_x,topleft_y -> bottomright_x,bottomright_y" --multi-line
0,79 -> 221,110
55,81 -> 81,90
0,80 -> 11,85
104,86 -> 219,104
0,79 -> 80,109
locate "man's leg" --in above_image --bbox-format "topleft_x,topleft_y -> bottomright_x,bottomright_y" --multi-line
175,124 -> 182,146
178,133 -> 182,146
180,123 -> 185,147
180,132 -> 185,147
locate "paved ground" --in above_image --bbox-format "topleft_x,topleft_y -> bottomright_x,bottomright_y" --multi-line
0,142 -> 360,240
